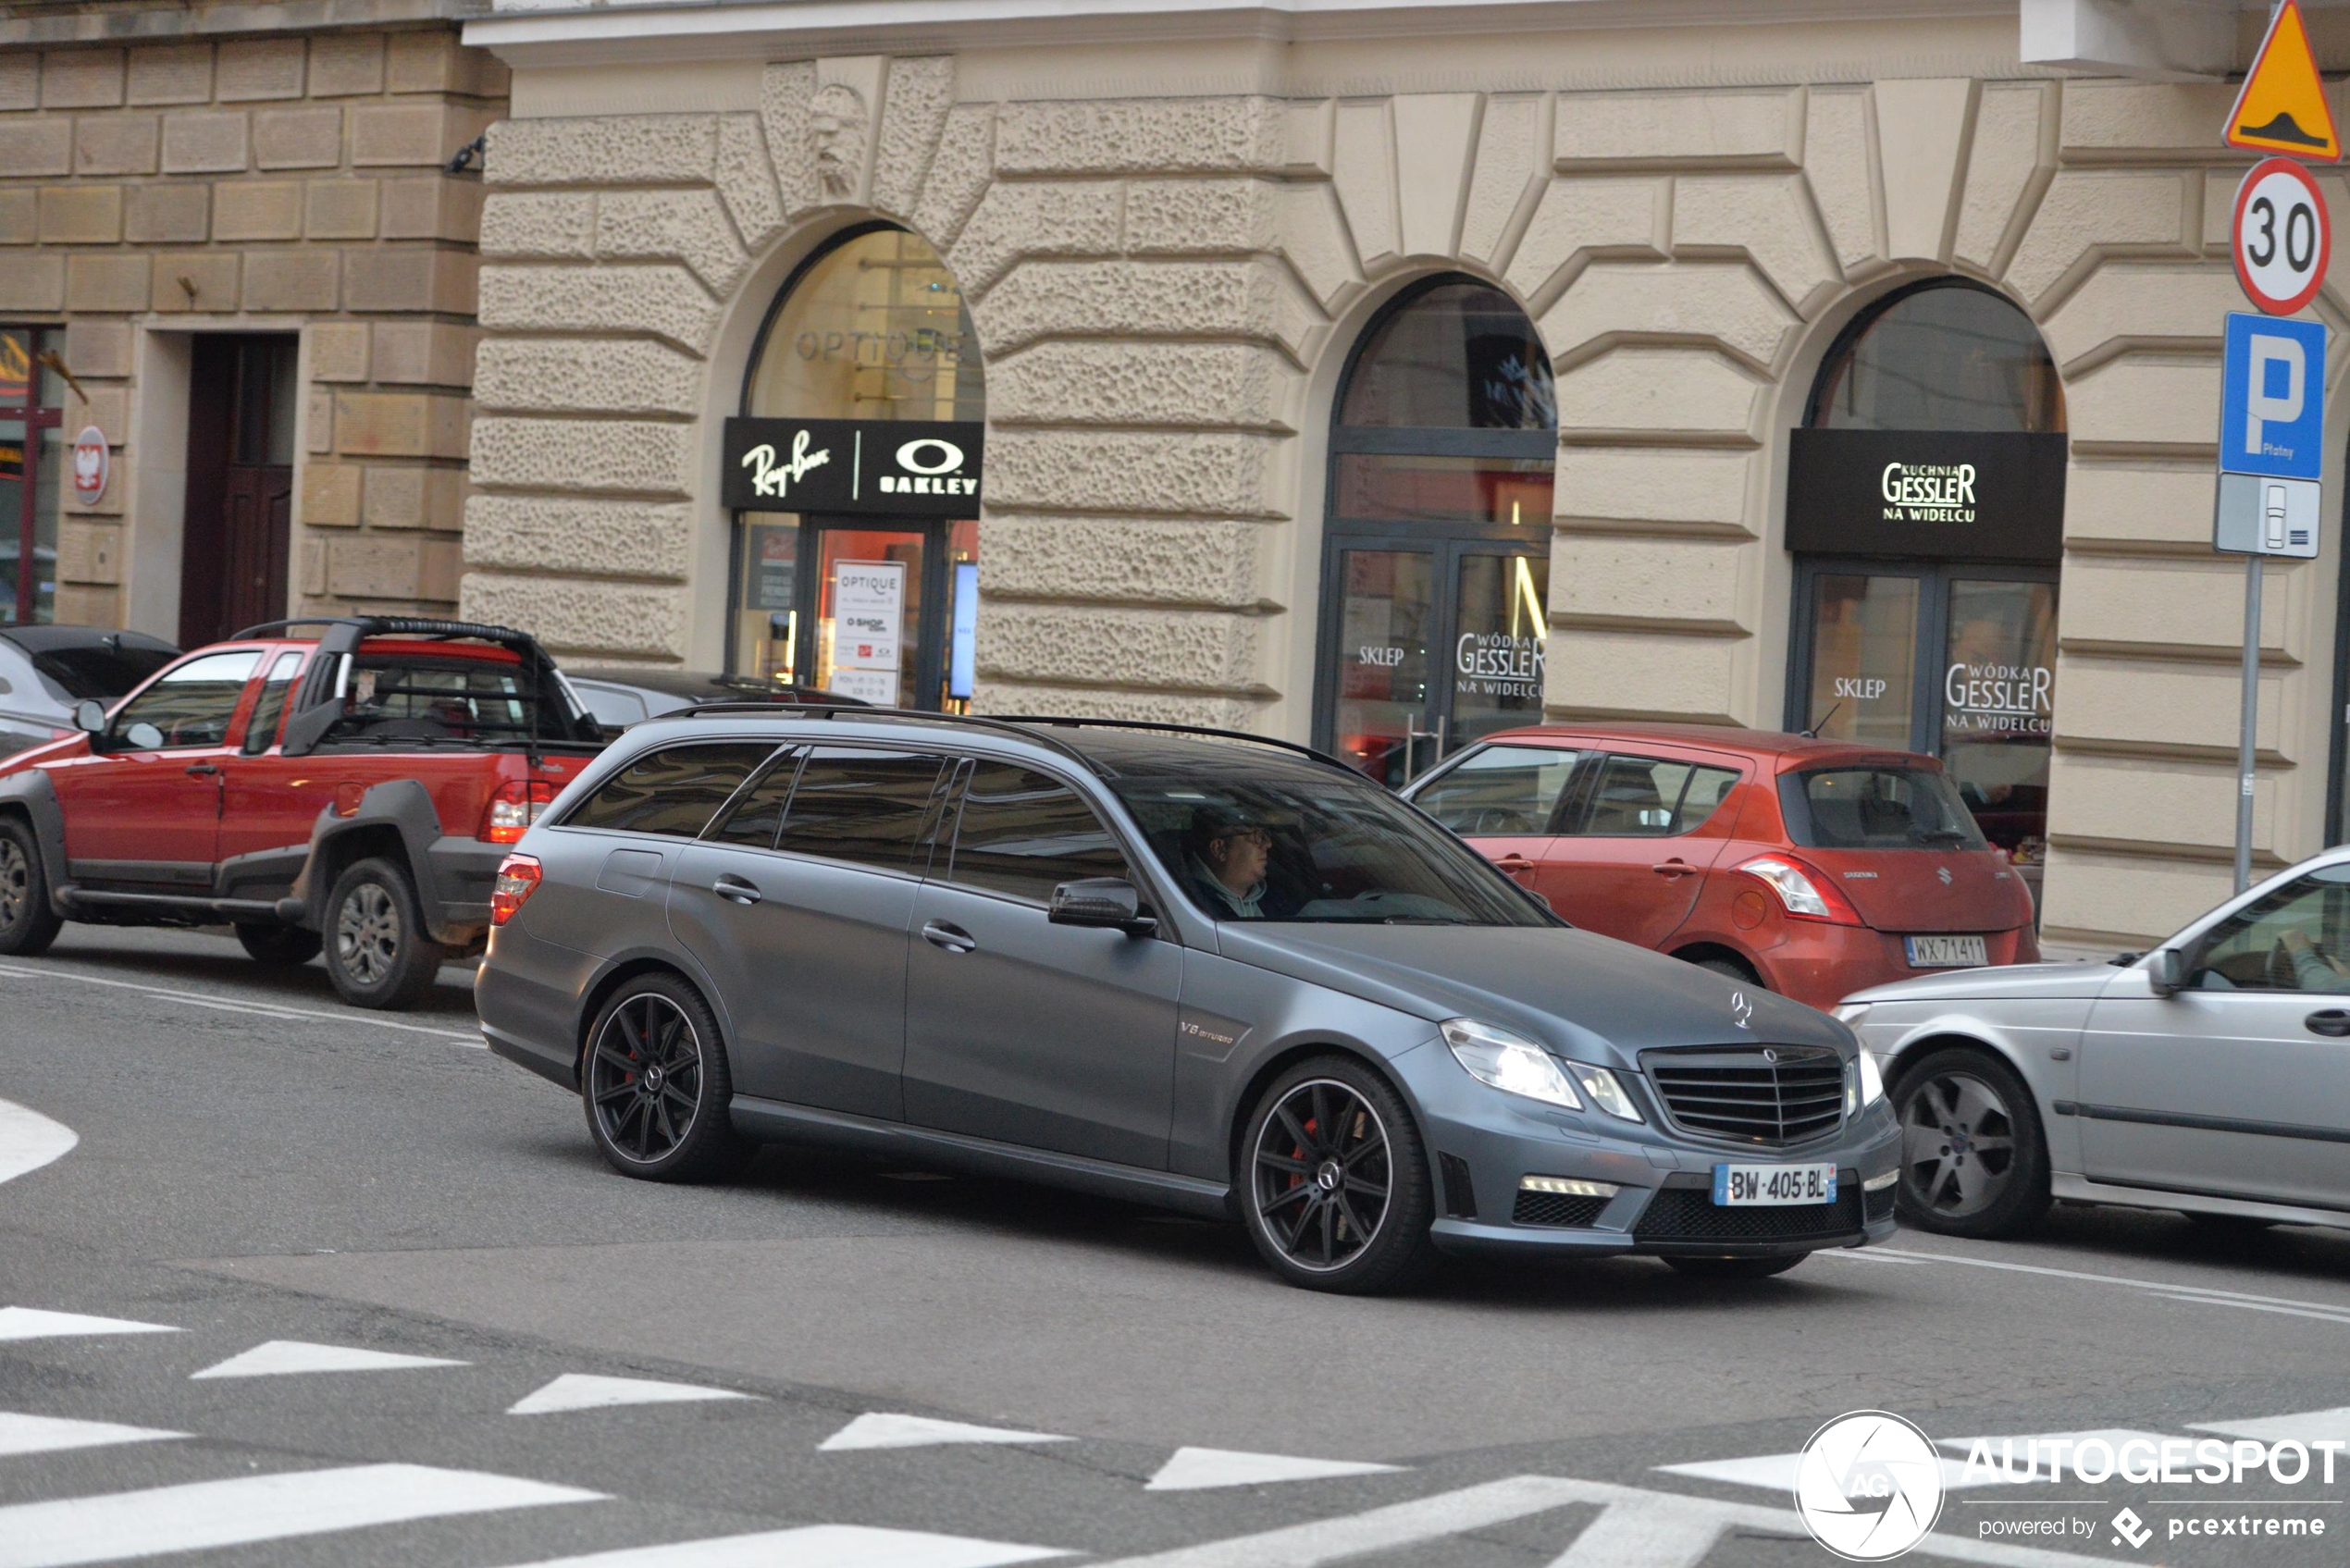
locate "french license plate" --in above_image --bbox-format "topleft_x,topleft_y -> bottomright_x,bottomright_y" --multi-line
1713,1163 -> 1838,1206
1906,933 -> 1987,969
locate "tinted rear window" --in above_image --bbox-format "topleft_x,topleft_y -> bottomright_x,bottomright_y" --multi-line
773,749 -> 946,872
567,742 -> 779,837
1782,766 -> 1987,851
31,643 -> 178,702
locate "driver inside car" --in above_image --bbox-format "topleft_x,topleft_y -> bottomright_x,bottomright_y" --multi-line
1185,809 -> 1279,920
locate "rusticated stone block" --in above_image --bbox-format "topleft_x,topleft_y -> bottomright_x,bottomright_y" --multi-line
988,341 -> 1291,429
969,679 -> 1260,729
0,53 -> 38,111
1504,178 -> 1667,309
476,265 -> 717,355
0,120 -> 73,179
1125,179 -> 1272,254
387,31 -> 494,97
467,416 -> 696,497
216,39 -> 304,103
975,258 -> 1318,360
2005,171 -> 2193,309
1540,261 -> 1793,374
65,318 -> 130,376
310,35 -> 385,99
163,111 -> 249,174
983,516 -> 1272,608
1460,93 -> 1547,269
74,116 -> 159,177
978,602 -> 1268,695
43,49 -> 124,110
949,181 -> 1123,296
986,430 -> 1290,519
67,253 -> 150,312
1673,176 -> 1837,314
353,102 -> 468,168
213,180 -> 303,241
378,175 -> 481,241
0,191 -> 32,245
1956,83 -> 2056,274
463,494 -> 692,581
757,60 -> 817,216
302,463 -> 362,527
57,521 -> 122,586
329,535 -> 427,599
40,186 -> 123,244
473,338 -> 699,415
127,183 -> 208,243
485,115 -> 717,187
995,96 -> 1284,175
255,106 -> 344,170
0,255 -> 65,312
872,56 -> 954,217
126,43 -> 210,106
305,179 -> 378,241
479,191 -> 594,259
361,463 -> 465,530
910,102 -> 994,250
459,574 -> 687,660
337,391 -> 468,459
371,320 -> 476,386
152,252 -> 241,314
308,389 -> 334,453
241,250 -> 339,311
52,586 -> 121,623
595,189 -> 747,297
343,247 -> 477,314
1556,447 -> 1752,530
713,114 -> 785,256
1554,87 -> 1800,168
311,322 -> 370,382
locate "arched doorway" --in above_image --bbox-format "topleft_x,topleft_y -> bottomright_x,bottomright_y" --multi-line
1316,278 -> 1556,785
1786,279 -> 2067,897
727,224 -> 986,710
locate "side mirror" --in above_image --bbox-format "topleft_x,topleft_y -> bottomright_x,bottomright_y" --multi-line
1049,877 -> 1156,935
2147,947 -> 2187,996
278,702 -> 340,758
72,698 -> 105,734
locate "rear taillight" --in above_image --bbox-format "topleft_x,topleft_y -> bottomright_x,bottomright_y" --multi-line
1736,854 -> 1862,925
490,854 -> 542,927
480,779 -> 555,844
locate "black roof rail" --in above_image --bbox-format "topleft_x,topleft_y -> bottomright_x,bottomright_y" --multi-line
990,715 -> 1354,773
665,703 -> 1107,774
231,615 -> 542,647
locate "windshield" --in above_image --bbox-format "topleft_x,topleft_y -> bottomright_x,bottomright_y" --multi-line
1105,769 -> 1552,926
31,642 -> 178,703
1781,765 -> 1987,851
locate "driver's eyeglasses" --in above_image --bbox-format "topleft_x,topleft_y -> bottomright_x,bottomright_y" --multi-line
1217,828 -> 1273,849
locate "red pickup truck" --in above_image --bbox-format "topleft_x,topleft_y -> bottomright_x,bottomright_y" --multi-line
0,617 -> 605,1008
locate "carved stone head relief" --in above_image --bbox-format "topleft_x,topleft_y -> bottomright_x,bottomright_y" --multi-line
808,82 -> 869,199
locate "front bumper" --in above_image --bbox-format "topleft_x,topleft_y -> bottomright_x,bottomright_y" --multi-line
1402,1050 -> 1902,1260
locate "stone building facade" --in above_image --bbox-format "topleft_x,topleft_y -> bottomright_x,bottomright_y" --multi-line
0,0 -> 503,639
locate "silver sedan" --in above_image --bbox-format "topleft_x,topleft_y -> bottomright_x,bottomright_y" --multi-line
1837,846 -> 2350,1239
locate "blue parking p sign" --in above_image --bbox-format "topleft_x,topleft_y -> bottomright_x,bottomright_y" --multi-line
2220,313 -> 2326,479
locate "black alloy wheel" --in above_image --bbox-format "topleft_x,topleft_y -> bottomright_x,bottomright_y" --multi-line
1240,1056 -> 1436,1294
1891,1046 -> 2050,1238
582,974 -> 753,1183
0,820 -> 62,957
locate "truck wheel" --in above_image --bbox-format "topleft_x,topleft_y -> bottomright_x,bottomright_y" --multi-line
323,857 -> 445,1010
236,922 -> 322,968
0,818 -> 63,957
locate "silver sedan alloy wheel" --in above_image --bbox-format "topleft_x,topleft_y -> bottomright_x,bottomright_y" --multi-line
1900,1069 -> 2019,1220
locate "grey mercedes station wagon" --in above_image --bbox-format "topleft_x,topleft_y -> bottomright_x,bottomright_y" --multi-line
476,711 -> 1899,1293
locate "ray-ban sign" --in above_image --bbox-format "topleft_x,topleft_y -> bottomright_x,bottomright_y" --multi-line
722,417 -> 983,516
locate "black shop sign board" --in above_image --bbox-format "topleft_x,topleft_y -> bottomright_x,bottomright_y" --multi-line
722,417 -> 983,516
1787,429 -> 2067,564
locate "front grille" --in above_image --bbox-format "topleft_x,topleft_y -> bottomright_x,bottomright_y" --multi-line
1644,1045 -> 1846,1145
1512,1191 -> 1609,1228
1865,1182 -> 1896,1224
1634,1181 -> 1862,1243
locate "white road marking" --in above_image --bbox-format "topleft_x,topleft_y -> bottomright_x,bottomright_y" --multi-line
507,1373 -> 759,1415
482,1524 -> 1068,1567
819,1413 -> 1070,1452
2191,1405 -> 2350,1446
1144,1447 -> 1404,1492
1090,1475 -> 2118,1568
189,1340 -> 468,1379
0,1413 -> 186,1459
0,1462 -> 600,1568
1818,1244 -> 2350,1324
0,1307 -> 178,1343
1657,1452 -> 2025,1491
0,1099 -> 76,1188
0,962 -> 480,1045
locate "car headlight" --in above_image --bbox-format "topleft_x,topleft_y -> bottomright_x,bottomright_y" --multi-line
1441,1019 -> 1580,1110
1831,1002 -> 1872,1028
1568,1062 -> 1643,1123
1844,1049 -> 1886,1115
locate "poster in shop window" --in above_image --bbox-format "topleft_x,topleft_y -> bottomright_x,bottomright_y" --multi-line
830,560 -> 905,706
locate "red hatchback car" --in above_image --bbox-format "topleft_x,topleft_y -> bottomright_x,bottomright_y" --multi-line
1401,723 -> 2038,1011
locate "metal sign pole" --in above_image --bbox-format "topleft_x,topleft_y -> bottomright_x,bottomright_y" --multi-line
2237,552 -> 2262,893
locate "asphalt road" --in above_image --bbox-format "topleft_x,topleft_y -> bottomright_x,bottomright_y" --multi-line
5,925 -> 2350,1567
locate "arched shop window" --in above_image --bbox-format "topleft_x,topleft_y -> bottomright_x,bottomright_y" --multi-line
727,225 -> 985,710
1787,279 -> 2067,901
1317,278 -> 1556,786
1,327 -> 68,627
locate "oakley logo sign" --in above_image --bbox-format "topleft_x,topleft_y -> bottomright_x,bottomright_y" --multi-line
880,437 -> 976,497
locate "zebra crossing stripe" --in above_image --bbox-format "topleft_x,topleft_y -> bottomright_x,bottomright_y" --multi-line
0,1413 -> 186,1459
483,1524 -> 1068,1567
0,1462 -> 602,1568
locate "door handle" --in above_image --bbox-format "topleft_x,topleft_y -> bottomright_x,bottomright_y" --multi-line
185,762 -> 220,777
1651,859 -> 1696,878
2306,1008 -> 2350,1037
1494,854 -> 1536,882
922,920 -> 976,954
711,874 -> 761,906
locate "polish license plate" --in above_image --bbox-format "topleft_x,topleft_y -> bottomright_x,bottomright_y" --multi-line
1905,933 -> 1987,969
1713,1163 -> 1838,1206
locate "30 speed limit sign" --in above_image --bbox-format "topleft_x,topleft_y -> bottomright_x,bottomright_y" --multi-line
2233,156 -> 2331,315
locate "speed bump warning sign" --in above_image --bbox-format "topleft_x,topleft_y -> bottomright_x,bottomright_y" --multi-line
2226,0 -> 2340,163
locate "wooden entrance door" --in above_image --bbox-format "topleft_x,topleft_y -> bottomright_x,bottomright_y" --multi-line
180,336 -> 296,648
